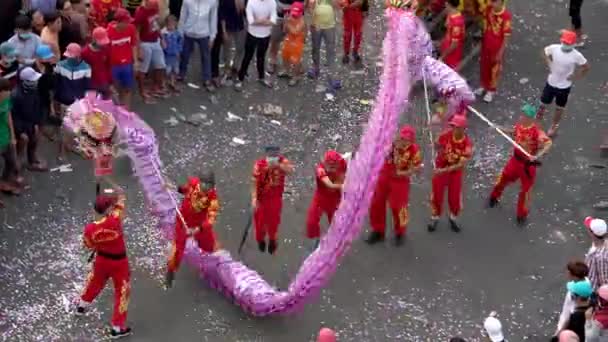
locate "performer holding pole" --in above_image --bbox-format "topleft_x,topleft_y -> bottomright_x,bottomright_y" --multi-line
488,104 -> 552,226
74,180 -> 132,339
251,146 -> 295,255
367,125 -> 422,246
306,150 -> 347,247
165,171 -> 220,288
428,114 -> 473,233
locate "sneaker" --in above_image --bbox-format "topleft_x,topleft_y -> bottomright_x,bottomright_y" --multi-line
329,79 -> 342,90
474,87 -> 485,96
516,216 -> 527,227
234,81 -> 243,92
353,52 -> 361,64
267,63 -> 277,75
449,219 -> 462,233
307,68 -> 319,79
109,327 -> 132,339
427,220 -> 438,232
268,240 -> 278,255
258,79 -> 273,88
483,91 -> 494,103
488,198 -> 498,208
165,271 -> 175,289
258,240 -> 266,252
342,55 -> 350,64
365,232 -> 384,245
394,234 -> 404,246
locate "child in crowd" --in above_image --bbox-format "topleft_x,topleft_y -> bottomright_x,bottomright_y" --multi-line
107,8 -> 138,109
54,43 -> 92,160
161,15 -> 183,93
0,43 -> 20,87
281,2 -> 306,86
82,27 -> 113,99
0,78 -> 21,204
11,67 -> 48,172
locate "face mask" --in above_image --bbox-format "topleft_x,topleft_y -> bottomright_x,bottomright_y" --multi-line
561,44 -> 574,52
266,157 -> 279,165
18,33 -> 32,40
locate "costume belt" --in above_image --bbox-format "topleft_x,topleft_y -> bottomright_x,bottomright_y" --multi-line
96,250 -> 127,260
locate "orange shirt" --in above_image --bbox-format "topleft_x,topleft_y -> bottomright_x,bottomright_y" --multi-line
382,143 -> 422,177
83,202 -> 126,255
435,130 -> 473,168
178,177 -> 220,227
483,7 -> 512,43
513,123 -> 550,160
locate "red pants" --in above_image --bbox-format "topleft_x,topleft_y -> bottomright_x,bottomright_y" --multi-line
431,170 -> 463,218
254,195 -> 283,242
480,39 -> 503,92
81,255 -> 130,329
490,156 -> 537,219
343,8 -> 363,55
369,175 -> 410,236
306,192 -> 341,239
167,219 -> 216,273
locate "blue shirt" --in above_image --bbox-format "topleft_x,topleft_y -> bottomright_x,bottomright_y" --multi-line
161,28 -> 183,57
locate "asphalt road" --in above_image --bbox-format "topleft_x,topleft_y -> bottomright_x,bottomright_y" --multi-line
2,1 -> 608,341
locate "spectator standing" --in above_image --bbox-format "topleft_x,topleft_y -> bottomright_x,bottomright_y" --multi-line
556,260 -> 590,336
56,0 -> 85,53
211,0 -> 246,84
33,44 -> 59,141
107,8 -> 138,108
586,285 -> 608,342
40,12 -> 63,60
178,0 -> 219,92
234,0 -> 277,91
0,43 -> 20,87
82,27 -> 113,99
161,15 -> 183,93
11,67 -> 48,172
169,0 -> 183,18
562,280 -> 593,341
536,30 -> 589,137
8,15 -> 43,66
585,217 -> 608,290
0,0 -> 24,43
341,0 -> 365,65
90,0 -> 123,28
134,0 -> 167,103
68,0 -> 89,41
267,0 -> 304,74
307,0 -> 341,92
30,10 -> 46,35
280,2 -> 305,86
31,0 -> 58,15
0,78 -> 21,204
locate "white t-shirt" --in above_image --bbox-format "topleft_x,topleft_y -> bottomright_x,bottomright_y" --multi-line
545,44 -> 587,89
246,0 -> 278,38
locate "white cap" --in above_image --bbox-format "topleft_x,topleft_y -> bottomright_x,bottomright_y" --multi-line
585,216 -> 607,237
484,316 -> 504,342
19,67 -> 42,82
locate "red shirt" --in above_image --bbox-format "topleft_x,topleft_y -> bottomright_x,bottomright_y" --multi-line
440,12 -> 465,67
315,161 -> 346,198
178,177 -> 220,228
382,143 -> 422,177
82,44 -> 112,87
435,129 -> 473,168
83,202 -> 126,255
134,6 -> 161,43
513,123 -> 550,160
483,7 -> 512,45
107,22 -> 137,66
253,157 -> 290,199
90,0 -> 123,28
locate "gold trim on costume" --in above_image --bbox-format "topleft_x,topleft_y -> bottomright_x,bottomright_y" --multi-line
119,280 -> 130,314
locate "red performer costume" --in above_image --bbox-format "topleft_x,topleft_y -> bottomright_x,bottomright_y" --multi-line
165,172 -> 220,288
367,125 -> 422,246
251,146 -> 294,255
428,115 -> 473,233
90,0 -> 123,28
477,0 -> 511,103
76,189 -> 132,339
306,150 -> 347,242
440,0 -> 466,69
489,104 -> 552,225
342,0 -> 364,63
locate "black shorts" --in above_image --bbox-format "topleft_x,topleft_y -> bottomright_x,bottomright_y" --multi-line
540,83 -> 571,108
13,120 -> 36,138
569,0 -> 583,17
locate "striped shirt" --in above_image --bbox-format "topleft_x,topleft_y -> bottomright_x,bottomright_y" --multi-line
586,241 -> 608,289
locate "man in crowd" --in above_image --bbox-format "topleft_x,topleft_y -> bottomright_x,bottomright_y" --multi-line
367,125 -> 422,246
165,172 -> 220,288
56,0 -> 86,53
483,315 -> 506,342
90,0 -> 123,28
475,0 -> 511,103
134,0 -> 167,103
428,114 -> 472,233
307,0 -> 341,92
178,0 -> 219,92
439,0 -> 465,70
536,30 -> 589,137
488,104 -> 552,226
74,182 -> 132,339
251,146 -> 294,254
107,8 -> 138,108
8,15 -> 42,66
584,217 -> 608,290
211,0 -> 246,84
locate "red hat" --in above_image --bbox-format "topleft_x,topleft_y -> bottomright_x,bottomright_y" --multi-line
324,150 -> 343,164
92,27 -> 110,45
290,2 -> 304,17
317,328 -> 336,342
399,125 -> 416,141
449,115 -> 467,128
560,30 -> 577,45
94,194 -> 118,214
63,43 -> 82,58
114,8 -> 133,23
